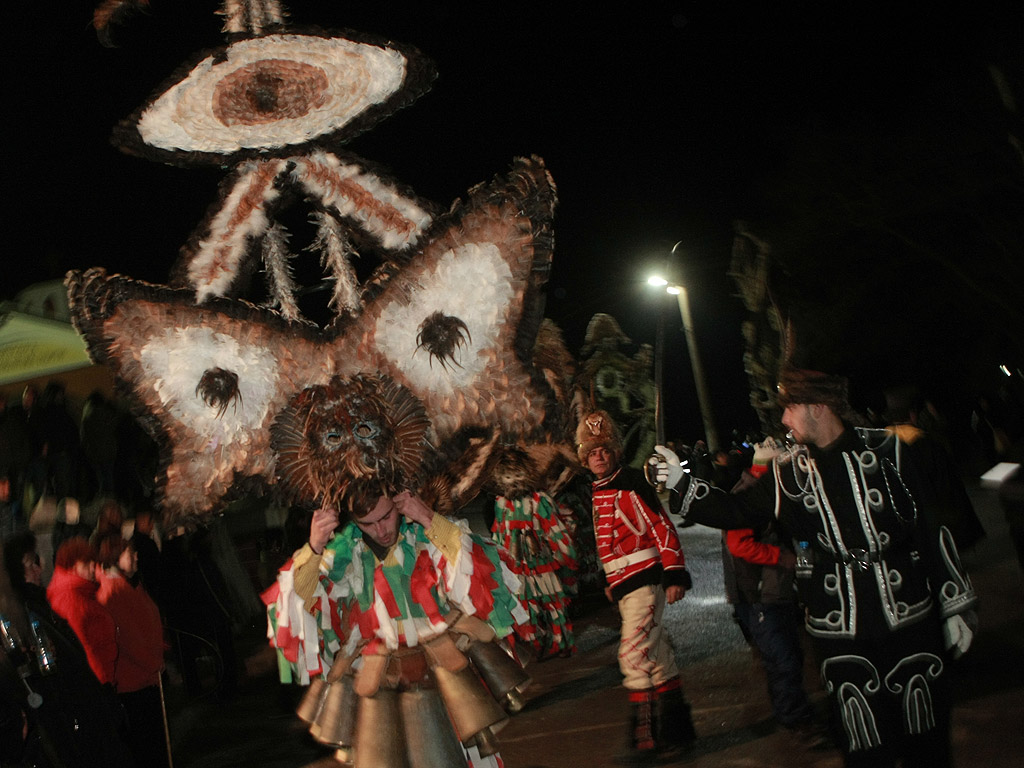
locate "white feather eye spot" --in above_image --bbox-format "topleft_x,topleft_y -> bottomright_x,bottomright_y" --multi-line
141,327 -> 279,441
375,242 -> 513,393
136,35 -> 408,154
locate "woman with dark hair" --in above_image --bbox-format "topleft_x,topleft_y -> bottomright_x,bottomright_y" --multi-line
96,534 -> 169,768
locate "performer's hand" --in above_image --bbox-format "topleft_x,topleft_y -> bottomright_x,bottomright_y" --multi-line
943,612 -> 976,659
652,445 -> 688,489
752,437 -> 785,466
309,507 -> 339,554
393,491 -> 435,528
665,585 -> 685,604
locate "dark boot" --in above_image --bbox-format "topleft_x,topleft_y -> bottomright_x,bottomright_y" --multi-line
655,679 -> 696,760
615,690 -> 658,766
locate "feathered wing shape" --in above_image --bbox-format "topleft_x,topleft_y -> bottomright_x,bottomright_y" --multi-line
66,269 -> 331,529
346,155 -> 557,442
66,157 -> 561,527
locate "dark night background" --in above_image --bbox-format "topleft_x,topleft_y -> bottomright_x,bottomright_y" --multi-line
5,0 -> 1023,448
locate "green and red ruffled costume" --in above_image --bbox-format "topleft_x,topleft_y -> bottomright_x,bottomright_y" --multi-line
491,491 -> 577,658
264,513 -> 527,767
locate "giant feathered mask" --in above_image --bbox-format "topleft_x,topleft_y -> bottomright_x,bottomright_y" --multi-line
69,1 -> 577,530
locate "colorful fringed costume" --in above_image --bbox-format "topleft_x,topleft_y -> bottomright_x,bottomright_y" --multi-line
264,513 -> 529,767
491,492 -> 577,659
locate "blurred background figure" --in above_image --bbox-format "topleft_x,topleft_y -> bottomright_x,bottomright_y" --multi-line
46,537 -> 117,687
80,391 -> 120,499
97,534 -> 170,768
52,497 -> 90,565
129,508 -> 164,602
2,531 -> 134,767
90,498 -> 125,547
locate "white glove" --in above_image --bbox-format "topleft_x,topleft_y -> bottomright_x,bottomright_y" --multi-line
942,613 -> 975,659
752,436 -> 785,465
651,445 -> 688,490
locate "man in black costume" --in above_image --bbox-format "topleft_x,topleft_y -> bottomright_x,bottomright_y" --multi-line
654,367 -> 977,768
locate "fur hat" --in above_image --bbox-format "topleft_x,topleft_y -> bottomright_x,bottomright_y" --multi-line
575,410 -> 622,464
777,366 -> 850,412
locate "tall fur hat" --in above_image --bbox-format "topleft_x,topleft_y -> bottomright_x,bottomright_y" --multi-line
575,410 -> 622,464
776,366 -> 850,413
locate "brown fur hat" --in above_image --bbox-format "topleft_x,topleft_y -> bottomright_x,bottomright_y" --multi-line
777,367 -> 850,412
575,410 -> 622,464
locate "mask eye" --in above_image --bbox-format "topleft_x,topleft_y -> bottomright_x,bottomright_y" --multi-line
354,422 -> 381,440
325,431 -> 343,446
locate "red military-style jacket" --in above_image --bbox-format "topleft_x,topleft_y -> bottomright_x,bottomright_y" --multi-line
592,466 -> 690,601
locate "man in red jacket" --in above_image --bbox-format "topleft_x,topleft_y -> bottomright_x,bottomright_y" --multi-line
46,537 -> 117,686
577,410 -> 695,765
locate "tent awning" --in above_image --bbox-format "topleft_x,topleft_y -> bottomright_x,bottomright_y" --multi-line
0,311 -> 91,385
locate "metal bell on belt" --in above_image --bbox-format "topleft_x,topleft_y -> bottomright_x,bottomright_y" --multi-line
399,687 -> 469,768
296,677 -> 328,723
466,640 -> 531,713
311,675 -> 358,751
434,663 -> 509,748
353,687 -> 408,768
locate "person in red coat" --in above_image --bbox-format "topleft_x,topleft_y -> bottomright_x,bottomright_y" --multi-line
46,536 -> 117,686
96,534 -> 170,768
577,410 -> 696,765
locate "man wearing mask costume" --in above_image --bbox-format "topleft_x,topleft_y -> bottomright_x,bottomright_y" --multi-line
265,480 -> 529,767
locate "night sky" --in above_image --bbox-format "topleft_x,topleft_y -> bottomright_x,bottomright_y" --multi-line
7,1 -> 1023,444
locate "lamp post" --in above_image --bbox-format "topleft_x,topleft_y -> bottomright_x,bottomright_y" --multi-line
647,242 -> 721,453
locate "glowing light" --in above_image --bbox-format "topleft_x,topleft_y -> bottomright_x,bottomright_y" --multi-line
666,285 -> 681,295
648,275 -> 668,287
1000,364 -> 1011,377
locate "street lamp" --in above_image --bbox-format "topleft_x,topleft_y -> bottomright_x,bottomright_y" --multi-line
647,243 -> 721,453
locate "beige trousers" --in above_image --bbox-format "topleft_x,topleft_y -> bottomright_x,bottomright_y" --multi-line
617,583 -> 679,691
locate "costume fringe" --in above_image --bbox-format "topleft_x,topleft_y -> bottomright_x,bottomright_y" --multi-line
265,518 -> 527,681
492,492 -> 577,658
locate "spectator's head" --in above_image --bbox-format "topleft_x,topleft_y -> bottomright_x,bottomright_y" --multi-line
41,381 -> 65,407
96,535 -> 137,577
21,384 -> 38,411
134,509 -> 154,536
94,499 -> 123,534
4,531 -> 42,592
55,537 -> 97,582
